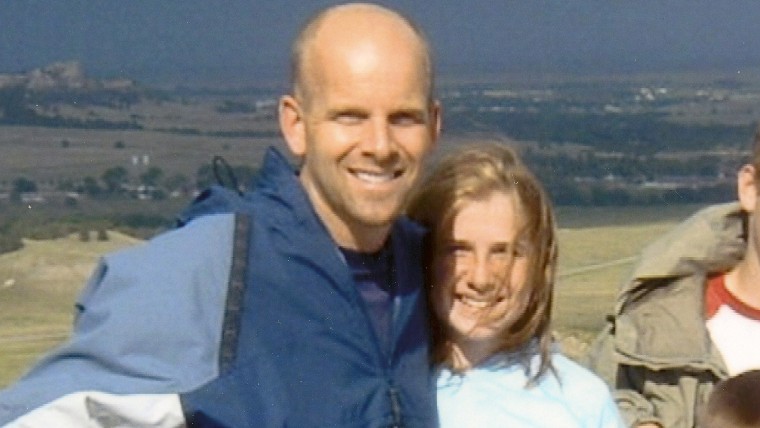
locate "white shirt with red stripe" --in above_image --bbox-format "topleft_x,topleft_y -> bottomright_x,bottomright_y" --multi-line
705,273 -> 760,376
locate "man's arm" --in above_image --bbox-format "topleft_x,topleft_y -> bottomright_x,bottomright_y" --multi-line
615,362 -> 716,428
614,365 -> 664,428
585,321 -> 664,427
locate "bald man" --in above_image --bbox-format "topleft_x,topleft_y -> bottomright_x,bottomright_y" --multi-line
0,3 -> 441,427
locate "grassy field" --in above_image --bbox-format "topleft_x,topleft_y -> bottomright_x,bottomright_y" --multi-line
0,230 -> 141,387
0,124 -> 277,185
0,203 -> 707,387
551,203 -> 707,357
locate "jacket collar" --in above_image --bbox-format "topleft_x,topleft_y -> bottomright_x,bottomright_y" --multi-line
624,202 -> 746,287
614,202 -> 745,373
256,147 -> 428,364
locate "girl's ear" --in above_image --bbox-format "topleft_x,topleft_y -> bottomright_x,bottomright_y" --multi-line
738,164 -> 758,213
279,95 -> 306,157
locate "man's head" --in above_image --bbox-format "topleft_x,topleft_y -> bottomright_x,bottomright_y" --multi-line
289,3 -> 435,109
735,124 -> 760,281
752,125 -> 760,182
738,125 -> 760,216
279,3 -> 441,252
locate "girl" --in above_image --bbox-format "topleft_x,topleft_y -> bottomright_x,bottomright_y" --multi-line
408,143 -> 624,427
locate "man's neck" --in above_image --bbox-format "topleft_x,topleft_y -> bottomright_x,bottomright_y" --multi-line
725,248 -> 760,309
300,183 -> 391,252
329,221 -> 390,252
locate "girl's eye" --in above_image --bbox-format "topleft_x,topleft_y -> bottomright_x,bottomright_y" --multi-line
490,243 -> 516,259
512,242 -> 529,258
445,244 -> 469,257
452,248 -> 468,257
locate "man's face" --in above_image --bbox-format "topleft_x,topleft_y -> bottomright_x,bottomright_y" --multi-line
738,164 -> 760,258
282,29 -> 440,250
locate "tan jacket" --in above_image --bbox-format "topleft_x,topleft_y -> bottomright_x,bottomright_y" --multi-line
586,203 -> 747,428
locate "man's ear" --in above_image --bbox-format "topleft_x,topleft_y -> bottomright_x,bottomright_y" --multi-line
279,95 -> 306,157
738,164 -> 758,213
430,100 -> 442,145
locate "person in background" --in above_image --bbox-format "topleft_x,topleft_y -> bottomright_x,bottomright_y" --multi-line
699,369 -> 760,428
587,125 -> 760,428
407,143 -> 625,427
0,3 -> 441,427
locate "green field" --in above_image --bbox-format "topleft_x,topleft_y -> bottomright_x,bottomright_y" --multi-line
0,203 -> 707,387
552,203 -> 707,357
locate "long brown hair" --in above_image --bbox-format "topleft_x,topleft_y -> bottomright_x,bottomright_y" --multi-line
407,142 -> 558,384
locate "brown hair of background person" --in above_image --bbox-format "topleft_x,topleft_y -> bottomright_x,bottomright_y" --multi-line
699,369 -> 760,428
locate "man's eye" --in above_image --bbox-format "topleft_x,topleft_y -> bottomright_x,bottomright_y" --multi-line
390,113 -> 423,126
334,112 -> 364,124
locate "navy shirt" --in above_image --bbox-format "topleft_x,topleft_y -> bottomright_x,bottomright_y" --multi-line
340,244 -> 396,358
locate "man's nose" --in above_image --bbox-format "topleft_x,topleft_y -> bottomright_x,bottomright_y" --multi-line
361,118 -> 394,160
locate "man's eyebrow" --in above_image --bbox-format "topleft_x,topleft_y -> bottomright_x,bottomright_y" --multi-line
389,108 -> 426,119
327,104 -> 365,112
326,106 -> 368,117
394,103 -> 428,113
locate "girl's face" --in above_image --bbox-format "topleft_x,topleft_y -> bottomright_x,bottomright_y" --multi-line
431,191 -> 530,355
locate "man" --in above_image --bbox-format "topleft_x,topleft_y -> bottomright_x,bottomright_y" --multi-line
587,126 -> 760,428
0,3 -> 441,427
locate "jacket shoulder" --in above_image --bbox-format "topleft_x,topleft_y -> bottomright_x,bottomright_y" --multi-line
627,202 -> 745,282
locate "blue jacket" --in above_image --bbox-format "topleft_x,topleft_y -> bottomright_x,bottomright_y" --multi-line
0,147 -> 435,427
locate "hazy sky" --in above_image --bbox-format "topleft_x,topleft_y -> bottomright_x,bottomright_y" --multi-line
2,1 -> 759,86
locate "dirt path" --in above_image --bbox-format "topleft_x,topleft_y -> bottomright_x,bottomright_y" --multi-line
558,255 -> 638,278
0,331 -> 68,345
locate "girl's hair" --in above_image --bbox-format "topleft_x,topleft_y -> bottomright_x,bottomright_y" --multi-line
407,142 -> 558,384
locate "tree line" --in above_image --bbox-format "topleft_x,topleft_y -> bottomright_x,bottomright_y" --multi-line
6,162 -> 259,204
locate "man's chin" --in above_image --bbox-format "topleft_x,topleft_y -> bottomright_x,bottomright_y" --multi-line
355,210 -> 401,229
347,199 -> 403,225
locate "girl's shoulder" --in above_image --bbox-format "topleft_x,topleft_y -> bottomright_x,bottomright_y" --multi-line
550,353 -> 610,391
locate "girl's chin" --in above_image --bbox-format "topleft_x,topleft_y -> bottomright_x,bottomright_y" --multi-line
449,323 -> 502,343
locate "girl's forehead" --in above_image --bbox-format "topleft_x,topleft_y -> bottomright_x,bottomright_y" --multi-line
446,192 -> 526,241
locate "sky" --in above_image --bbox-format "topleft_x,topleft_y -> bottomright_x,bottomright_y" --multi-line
2,1 -> 760,87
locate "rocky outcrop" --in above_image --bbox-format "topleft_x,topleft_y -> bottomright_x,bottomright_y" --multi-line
0,61 -> 134,91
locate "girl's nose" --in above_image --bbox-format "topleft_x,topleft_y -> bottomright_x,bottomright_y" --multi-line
468,258 -> 495,293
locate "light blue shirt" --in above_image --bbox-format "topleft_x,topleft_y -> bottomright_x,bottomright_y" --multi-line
437,351 -> 626,428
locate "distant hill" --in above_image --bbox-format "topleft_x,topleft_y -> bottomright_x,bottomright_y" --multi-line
0,61 -> 147,130
0,61 -> 135,92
